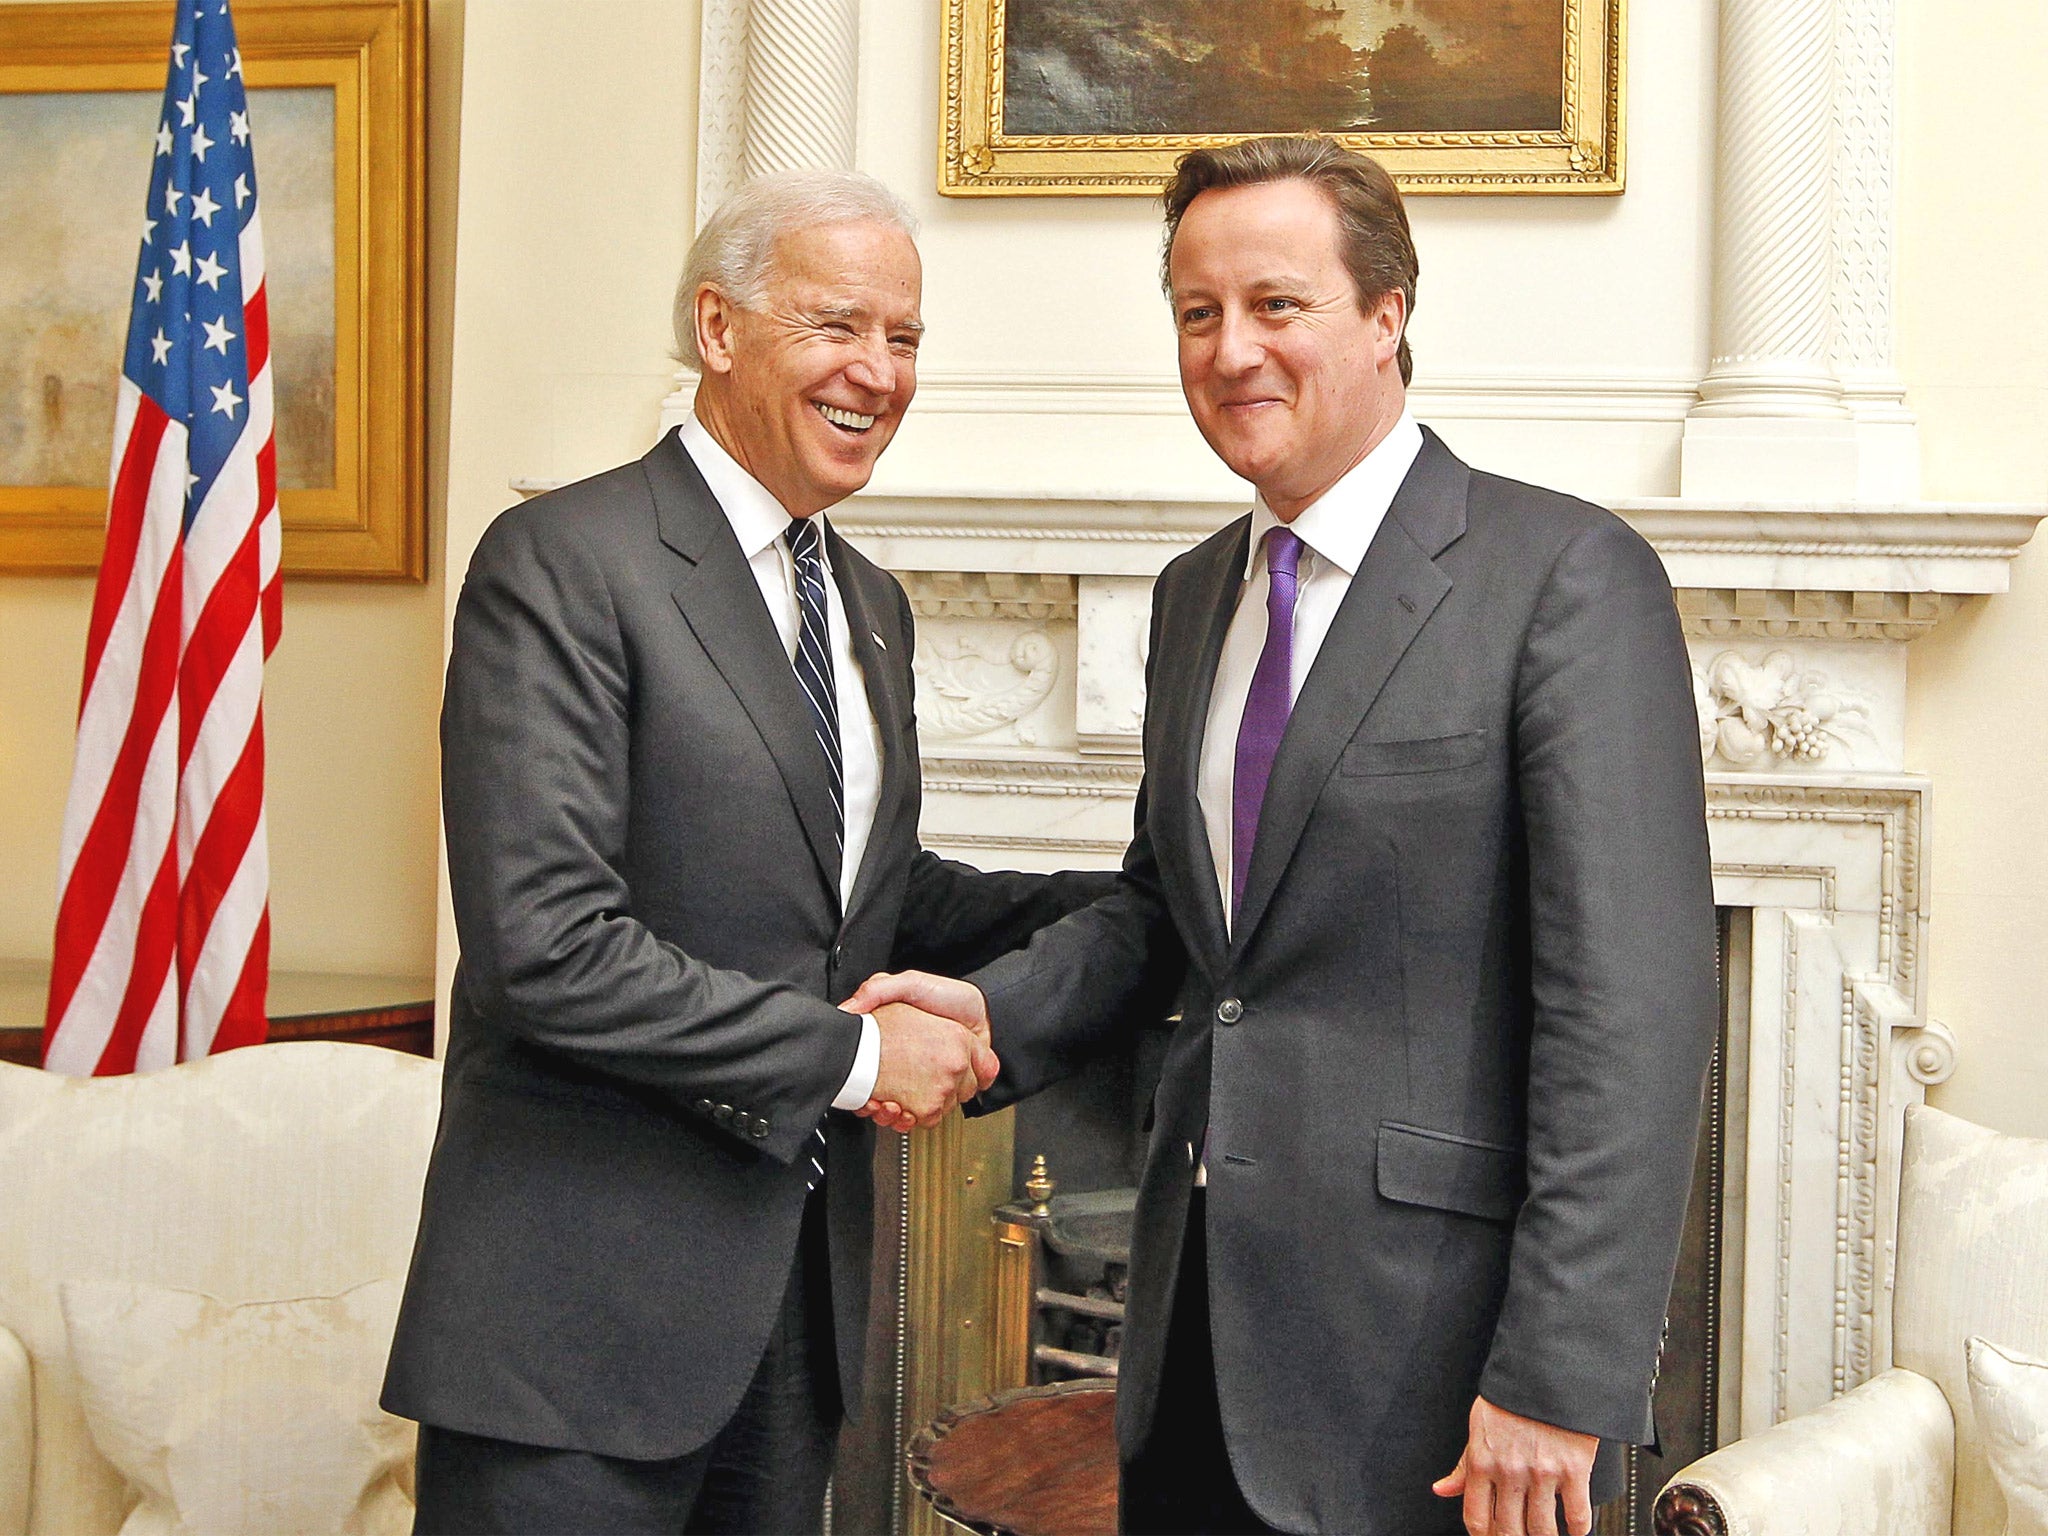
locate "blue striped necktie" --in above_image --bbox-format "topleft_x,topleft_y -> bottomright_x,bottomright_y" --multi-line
786,516 -> 840,1190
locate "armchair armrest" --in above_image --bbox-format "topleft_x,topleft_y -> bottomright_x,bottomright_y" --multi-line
1655,1369 -> 1954,1536
0,1322 -> 30,1536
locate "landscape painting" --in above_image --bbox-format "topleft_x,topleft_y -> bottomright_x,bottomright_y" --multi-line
1004,0 -> 1567,137
943,0 -> 1621,195
0,86 -> 336,495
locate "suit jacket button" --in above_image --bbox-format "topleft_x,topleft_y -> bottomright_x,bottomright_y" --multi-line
1216,997 -> 1244,1025
715,1103 -> 735,1126
694,1099 -> 715,1117
751,1118 -> 771,1140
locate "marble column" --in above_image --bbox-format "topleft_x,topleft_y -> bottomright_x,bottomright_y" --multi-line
1682,0 -> 1859,499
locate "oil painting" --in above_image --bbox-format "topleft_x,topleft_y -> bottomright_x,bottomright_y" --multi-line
0,86 -> 336,494
943,0 -> 1622,195
0,0 -> 423,580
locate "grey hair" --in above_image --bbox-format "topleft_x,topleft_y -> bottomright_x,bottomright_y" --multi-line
671,169 -> 920,371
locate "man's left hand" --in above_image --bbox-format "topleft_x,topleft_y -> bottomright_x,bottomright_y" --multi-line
1432,1395 -> 1597,1536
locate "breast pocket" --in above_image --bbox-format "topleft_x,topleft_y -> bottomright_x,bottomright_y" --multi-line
1341,728 -> 1489,777
1375,1121 -> 1525,1223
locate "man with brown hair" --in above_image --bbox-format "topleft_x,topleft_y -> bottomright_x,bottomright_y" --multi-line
855,136 -> 1716,1535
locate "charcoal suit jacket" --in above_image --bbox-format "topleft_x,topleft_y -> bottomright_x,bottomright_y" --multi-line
969,429 -> 1718,1533
383,431 -> 1105,1458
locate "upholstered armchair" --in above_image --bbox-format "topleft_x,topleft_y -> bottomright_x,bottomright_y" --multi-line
1656,1105 -> 2048,1536
0,1042 -> 441,1535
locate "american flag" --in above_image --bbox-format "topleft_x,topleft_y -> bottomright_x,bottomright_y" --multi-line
43,0 -> 282,1075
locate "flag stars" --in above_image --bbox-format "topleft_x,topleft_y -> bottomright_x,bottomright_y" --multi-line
150,328 -> 173,365
141,214 -> 158,245
228,48 -> 243,78
156,121 -> 173,156
229,110 -> 250,145
190,185 -> 220,226
170,241 -> 193,275
194,251 -> 227,291
233,174 -> 251,210
201,316 -> 236,355
190,123 -> 214,164
142,269 -> 164,303
177,92 -> 197,127
172,42 -> 190,67
164,183 -> 185,215
191,64 -> 211,93
209,380 -> 243,420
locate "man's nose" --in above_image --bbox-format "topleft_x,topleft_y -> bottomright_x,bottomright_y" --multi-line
843,337 -> 897,397
1213,310 -> 1261,376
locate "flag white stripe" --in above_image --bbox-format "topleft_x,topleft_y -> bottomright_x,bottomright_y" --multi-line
55,410 -> 187,882
182,806 -> 267,1058
43,699 -> 181,1075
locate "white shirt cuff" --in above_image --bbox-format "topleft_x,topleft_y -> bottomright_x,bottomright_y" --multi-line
831,1012 -> 881,1110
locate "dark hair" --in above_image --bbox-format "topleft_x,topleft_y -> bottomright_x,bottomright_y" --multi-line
1161,135 -> 1418,385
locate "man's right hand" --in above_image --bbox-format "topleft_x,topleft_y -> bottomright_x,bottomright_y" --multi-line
868,1001 -> 999,1129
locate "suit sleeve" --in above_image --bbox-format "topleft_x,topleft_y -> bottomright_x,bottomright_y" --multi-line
1477,515 -> 1719,1444
441,509 -> 860,1165
885,580 -> 1118,977
960,589 -> 1187,1109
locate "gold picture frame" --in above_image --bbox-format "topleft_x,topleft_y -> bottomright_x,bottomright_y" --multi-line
0,0 -> 424,579
942,0 -> 1624,198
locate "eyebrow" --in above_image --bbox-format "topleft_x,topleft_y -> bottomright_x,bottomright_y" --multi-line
812,301 -> 925,335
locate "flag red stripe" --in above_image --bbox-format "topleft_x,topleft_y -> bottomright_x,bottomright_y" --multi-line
208,907 -> 271,1056
84,846 -> 179,1076
80,398 -> 170,712
44,549 -> 183,1035
178,516 -> 261,766
177,724 -> 264,993
242,282 -> 270,379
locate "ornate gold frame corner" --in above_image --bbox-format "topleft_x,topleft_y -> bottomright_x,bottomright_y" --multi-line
0,0 -> 426,580
941,0 -> 1625,198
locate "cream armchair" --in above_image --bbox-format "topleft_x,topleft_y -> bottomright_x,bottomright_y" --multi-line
0,1041 -> 440,1536
1656,1105 -> 2048,1535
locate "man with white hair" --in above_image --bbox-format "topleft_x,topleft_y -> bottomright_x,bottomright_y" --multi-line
383,170 -> 1108,1532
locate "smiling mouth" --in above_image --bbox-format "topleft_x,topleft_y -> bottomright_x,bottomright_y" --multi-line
815,403 -> 878,435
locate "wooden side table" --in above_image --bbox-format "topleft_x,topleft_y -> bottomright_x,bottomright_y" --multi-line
908,1377 -> 1118,1536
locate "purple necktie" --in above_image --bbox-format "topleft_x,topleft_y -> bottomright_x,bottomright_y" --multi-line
1231,527 -> 1304,920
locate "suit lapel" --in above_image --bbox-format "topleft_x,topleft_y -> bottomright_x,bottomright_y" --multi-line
1230,431 -> 1471,952
644,434 -> 843,903
825,522 -> 913,927
1152,521 -> 1247,982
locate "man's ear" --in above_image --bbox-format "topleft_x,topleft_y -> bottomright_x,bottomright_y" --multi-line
695,285 -> 740,376
1373,289 -> 1407,373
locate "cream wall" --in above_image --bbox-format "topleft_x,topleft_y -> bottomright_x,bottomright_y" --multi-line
1900,0 -> 2048,1134
0,0 -> 461,986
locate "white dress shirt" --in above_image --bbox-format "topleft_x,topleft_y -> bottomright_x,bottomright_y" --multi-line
676,416 -> 883,1109
1195,413 -> 1425,932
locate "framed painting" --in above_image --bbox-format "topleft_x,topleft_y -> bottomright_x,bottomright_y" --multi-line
942,0 -> 1624,197
0,0 -> 424,579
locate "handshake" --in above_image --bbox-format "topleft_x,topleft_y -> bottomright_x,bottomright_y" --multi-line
843,971 -> 993,1133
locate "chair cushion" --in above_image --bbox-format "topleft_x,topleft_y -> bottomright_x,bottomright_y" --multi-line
1895,1105 -> 2048,1536
61,1279 -> 413,1536
1969,1337 -> 2048,1536
0,1042 -> 440,1535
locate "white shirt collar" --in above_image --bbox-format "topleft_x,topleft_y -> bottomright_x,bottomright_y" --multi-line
677,414 -> 831,561
1243,412 -> 1425,578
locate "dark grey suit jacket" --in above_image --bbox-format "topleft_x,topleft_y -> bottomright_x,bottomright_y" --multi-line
971,430 -> 1718,1534
383,432 -> 1106,1458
